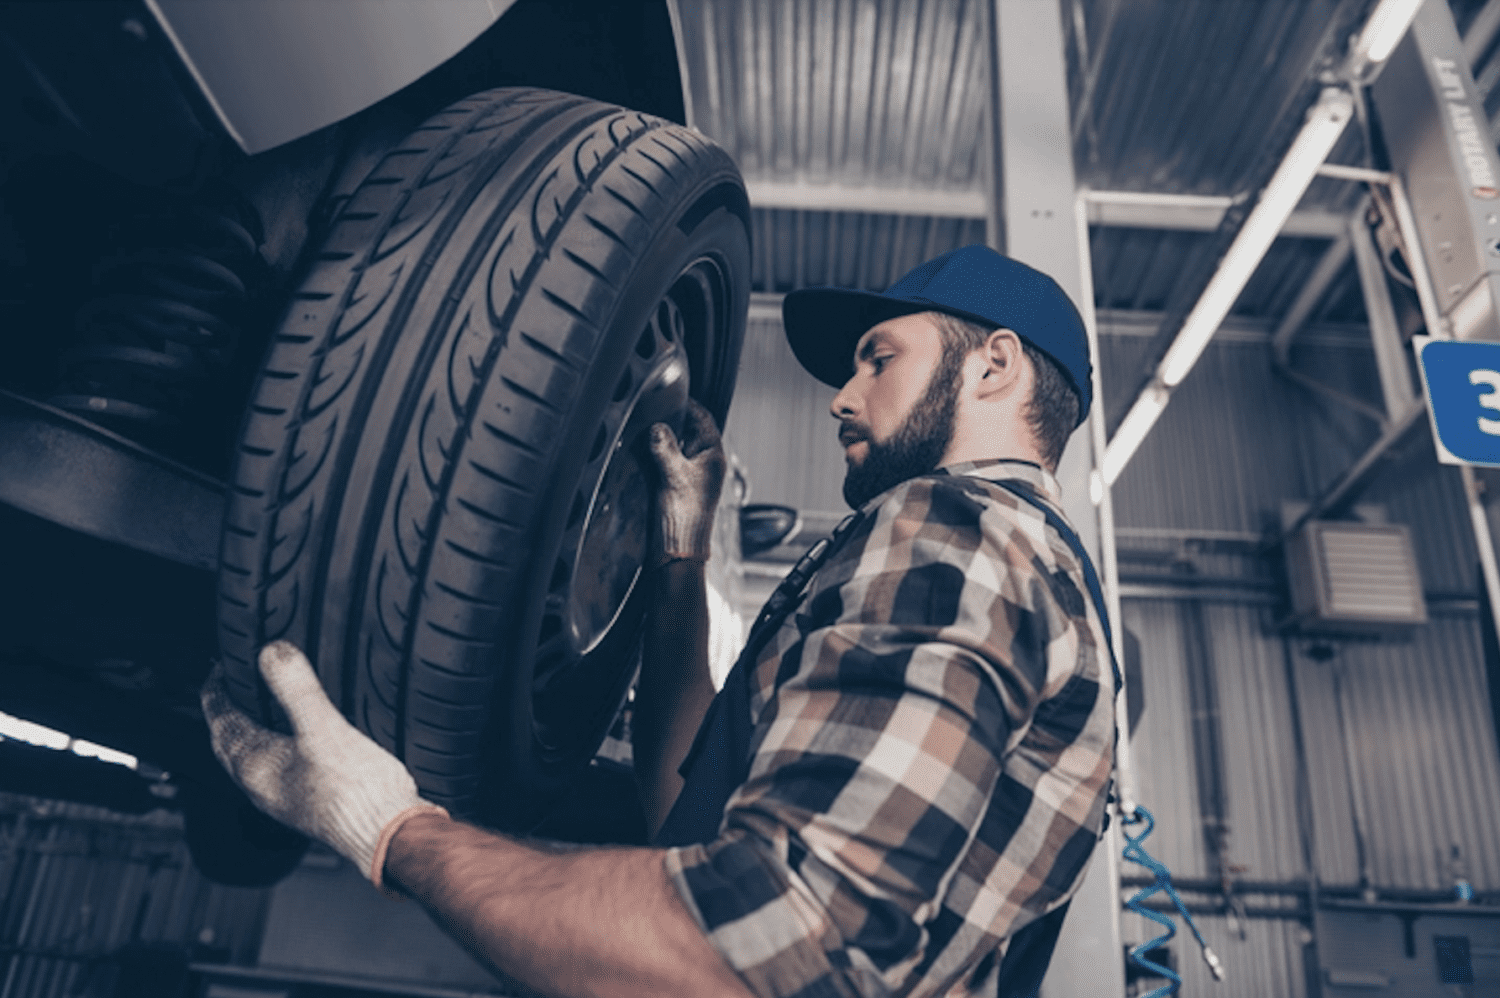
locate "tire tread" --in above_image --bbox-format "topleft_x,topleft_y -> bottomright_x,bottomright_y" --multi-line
217,87 -> 747,822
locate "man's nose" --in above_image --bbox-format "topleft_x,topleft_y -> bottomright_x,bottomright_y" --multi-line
830,380 -> 859,420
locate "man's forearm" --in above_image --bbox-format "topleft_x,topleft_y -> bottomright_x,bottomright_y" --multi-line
634,560 -> 716,837
385,813 -> 750,998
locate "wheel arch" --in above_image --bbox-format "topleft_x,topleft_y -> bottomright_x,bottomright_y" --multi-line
146,0 -> 687,157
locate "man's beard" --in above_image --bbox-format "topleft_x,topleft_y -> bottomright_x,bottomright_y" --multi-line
841,344 -> 964,509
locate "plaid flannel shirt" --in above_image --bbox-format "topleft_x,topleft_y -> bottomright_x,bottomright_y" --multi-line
663,459 -> 1116,998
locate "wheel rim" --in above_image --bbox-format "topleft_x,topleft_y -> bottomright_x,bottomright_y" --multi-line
566,309 -> 688,656
529,253 -> 732,765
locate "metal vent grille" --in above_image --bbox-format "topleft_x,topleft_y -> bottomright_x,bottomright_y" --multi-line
1286,521 -> 1427,631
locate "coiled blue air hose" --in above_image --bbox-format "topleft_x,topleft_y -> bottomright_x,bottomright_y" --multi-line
1122,806 -> 1225,996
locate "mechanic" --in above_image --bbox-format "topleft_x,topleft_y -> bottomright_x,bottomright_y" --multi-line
202,243 -> 1117,998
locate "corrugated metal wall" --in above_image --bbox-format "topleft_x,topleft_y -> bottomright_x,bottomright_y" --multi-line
1103,315 -> 1500,992
0,793 -> 270,998
1294,618 -> 1500,890
723,306 -> 846,517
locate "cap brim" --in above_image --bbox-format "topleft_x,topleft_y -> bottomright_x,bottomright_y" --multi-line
782,288 -> 930,388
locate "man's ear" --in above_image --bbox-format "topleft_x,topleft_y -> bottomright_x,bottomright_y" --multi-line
975,328 -> 1025,398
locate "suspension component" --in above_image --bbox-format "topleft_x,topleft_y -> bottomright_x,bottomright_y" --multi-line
49,195 -> 264,436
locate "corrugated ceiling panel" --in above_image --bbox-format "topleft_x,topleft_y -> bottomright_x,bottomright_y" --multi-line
1065,0 -> 1358,200
676,0 -> 990,189
752,209 -> 987,293
1088,229 -> 1358,322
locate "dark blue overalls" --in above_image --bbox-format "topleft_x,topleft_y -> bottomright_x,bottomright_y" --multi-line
655,478 -> 1120,998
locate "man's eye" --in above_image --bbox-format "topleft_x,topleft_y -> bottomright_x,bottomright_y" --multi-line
872,355 -> 893,373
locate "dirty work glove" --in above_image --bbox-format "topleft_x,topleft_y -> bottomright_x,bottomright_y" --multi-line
648,398 -> 726,567
200,641 -> 446,891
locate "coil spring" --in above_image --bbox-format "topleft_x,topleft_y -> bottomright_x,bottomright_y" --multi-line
50,197 -> 263,432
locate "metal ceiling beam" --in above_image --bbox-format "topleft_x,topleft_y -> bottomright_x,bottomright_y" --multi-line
1082,191 -> 1349,238
1280,403 -> 1426,539
744,176 -> 1351,237
754,293 -> 1382,347
743,178 -> 988,219
1464,0 -> 1500,65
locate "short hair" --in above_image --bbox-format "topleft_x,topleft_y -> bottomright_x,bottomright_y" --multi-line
927,311 -> 1081,470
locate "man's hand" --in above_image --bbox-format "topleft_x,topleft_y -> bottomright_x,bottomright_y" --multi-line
200,641 -> 442,885
648,398 -> 725,567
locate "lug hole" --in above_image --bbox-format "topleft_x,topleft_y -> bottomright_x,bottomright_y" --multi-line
636,327 -> 656,358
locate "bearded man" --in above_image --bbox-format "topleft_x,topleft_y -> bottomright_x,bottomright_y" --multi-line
203,244 -> 1118,998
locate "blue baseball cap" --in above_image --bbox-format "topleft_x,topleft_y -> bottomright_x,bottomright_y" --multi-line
782,244 -> 1092,425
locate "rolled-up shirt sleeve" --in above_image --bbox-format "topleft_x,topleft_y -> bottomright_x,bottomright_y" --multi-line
663,474 -> 1093,998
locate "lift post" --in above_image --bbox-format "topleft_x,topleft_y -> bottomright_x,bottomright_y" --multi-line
1369,0 -> 1500,668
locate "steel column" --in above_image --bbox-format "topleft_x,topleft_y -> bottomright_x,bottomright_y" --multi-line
1349,214 -> 1420,420
988,2 -> 1123,995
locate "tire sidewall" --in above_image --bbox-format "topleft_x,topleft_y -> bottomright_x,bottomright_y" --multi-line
486,191 -> 749,825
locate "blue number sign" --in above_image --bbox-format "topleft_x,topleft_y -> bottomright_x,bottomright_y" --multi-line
1415,337 -> 1500,466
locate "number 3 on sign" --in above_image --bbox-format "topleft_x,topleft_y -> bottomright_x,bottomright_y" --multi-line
1414,337 -> 1500,466
1472,369 -> 1500,435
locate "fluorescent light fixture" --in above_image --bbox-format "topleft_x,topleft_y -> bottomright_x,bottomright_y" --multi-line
0,710 -> 139,769
0,711 -> 70,751
1158,88 -> 1354,388
1103,383 -> 1170,485
72,739 -> 140,770
1104,89 -> 1352,485
1351,0 -> 1425,67
1096,1 -> 1412,493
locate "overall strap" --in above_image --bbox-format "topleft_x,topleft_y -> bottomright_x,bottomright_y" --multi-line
983,482 -> 1119,994
654,510 -> 867,847
988,479 -> 1122,693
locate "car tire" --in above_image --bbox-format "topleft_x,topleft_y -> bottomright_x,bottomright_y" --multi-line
216,88 -> 749,831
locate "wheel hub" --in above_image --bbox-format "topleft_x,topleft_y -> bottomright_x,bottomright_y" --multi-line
564,304 -> 689,656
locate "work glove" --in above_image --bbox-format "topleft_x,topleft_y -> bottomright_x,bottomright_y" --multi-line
647,398 -> 726,566
200,641 -> 446,891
